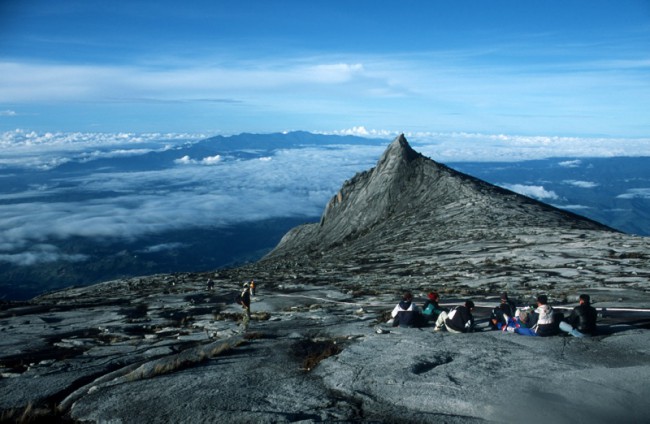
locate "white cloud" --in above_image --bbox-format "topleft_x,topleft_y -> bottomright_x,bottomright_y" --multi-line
0,60 -> 368,104
405,133 -> 650,162
500,184 -> 559,200
200,155 -> 221,165
563,180 -> 599,188
556,204 -> 592,210
0,140 -> 383,265
559,160 -> 582,168
0,129 -> 205,169
0,244 -> 88,266
174,154 -> 222,165
617,188 -> 650,199
174,155 -> 194,165
0,110 -> 17,116
138,242 -> 188,254
304,63 -> 364,83
326,126 -> 395,138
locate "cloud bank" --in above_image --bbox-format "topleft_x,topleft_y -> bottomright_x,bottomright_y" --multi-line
563,180 -> 599,188
617,188 -> 650,199
2,131 -> 649,266
0,138 -> 383,265
499,184 -> 559,201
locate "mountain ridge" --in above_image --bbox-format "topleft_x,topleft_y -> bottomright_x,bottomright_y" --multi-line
265,134 -> 615,262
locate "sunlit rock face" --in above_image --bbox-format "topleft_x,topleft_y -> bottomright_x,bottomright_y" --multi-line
258,135 -> 639,305
267,134 -> 612,256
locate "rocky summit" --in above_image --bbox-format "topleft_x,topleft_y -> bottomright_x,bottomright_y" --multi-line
270,134 -> 612,255
1,135 -> 649,423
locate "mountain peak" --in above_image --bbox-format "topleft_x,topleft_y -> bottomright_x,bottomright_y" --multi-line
375,134 -> 422,174
265,135 -> 613,259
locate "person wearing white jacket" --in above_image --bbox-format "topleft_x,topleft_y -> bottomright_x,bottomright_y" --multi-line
391,291 -> 425,328
532,294 -> 555,337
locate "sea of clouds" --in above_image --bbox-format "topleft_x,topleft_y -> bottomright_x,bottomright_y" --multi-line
2,128 -> 649,266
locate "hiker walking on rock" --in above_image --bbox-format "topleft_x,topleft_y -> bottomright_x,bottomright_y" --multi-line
435,300 -> 475,333
239,282 -> 251,330
559,294 -> 597,337
250,279 -> 256,296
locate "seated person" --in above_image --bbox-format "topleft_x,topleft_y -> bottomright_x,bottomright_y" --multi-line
559,294 -> 598,338
422,292 -> 448,322
435,300 -> 475,333
498,307 -> 537,336
531,294 -> 557,337
391,291 -> 425,328
489,292 -> 517,330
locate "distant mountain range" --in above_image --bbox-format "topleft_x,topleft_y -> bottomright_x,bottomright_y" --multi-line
1,131 -> 648,300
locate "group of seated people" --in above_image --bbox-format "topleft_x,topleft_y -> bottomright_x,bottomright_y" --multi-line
390,291 -> 598,337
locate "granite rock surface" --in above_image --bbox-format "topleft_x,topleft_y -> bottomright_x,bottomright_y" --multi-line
1,135 -> 649,423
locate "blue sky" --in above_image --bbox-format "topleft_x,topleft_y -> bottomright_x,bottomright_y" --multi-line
1,0 -> 649,138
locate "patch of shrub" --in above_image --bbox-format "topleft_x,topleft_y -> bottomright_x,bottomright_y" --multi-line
243,332 -> 264,340
291,338 -> 342,371
375,310 -> 393,324
213,312 -> 244,321
119,303 -> 149,320
618,251 -> 646,259
0,402 -> 74,423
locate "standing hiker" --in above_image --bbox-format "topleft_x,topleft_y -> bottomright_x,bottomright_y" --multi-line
239,282 -> 251,330
250,279 -> 256,296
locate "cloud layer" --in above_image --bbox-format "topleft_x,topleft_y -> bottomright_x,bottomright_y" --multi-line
0,136 -> 383,265
499,184 -> 559,201
2,131 -> 649,265
1,45 -> 649,136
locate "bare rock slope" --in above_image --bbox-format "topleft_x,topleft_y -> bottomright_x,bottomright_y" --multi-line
251,135 -> 646,305
269,134 -> 611,257
1,135 -> 649,423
